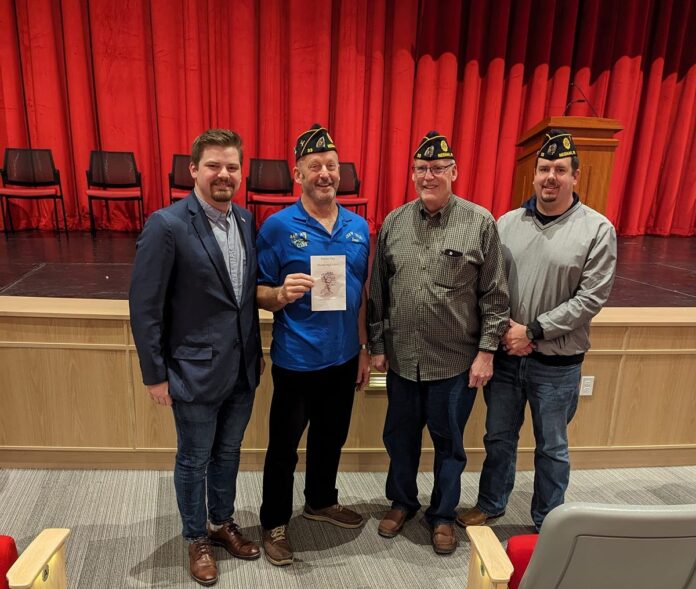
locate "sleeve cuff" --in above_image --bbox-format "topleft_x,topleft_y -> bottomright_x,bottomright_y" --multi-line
528,319 -> 545,341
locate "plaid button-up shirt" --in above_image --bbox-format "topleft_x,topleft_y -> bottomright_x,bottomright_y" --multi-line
368,195 -> 509,381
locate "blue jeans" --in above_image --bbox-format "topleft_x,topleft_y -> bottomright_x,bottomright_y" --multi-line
477,353 -> 581,529
172,373 -> 254,540
383,369 -> 477,526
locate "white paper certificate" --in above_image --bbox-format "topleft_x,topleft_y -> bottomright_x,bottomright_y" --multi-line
310,255 -> 346,311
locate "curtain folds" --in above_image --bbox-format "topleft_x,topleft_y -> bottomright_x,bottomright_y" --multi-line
0,0 -> 694,235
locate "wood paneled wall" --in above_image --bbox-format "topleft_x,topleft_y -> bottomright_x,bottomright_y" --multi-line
1,297 -> 695,470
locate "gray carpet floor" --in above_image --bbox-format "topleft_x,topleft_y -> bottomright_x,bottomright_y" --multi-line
1,466 -> 696,588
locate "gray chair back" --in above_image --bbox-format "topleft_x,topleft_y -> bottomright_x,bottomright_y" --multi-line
520,502 -> 696,589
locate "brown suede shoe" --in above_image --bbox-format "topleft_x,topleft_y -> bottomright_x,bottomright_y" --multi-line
188,538 -> 218,586
378,508 -> 410,538
262,525 -> 293,566
303,503 -> 364,529
208,520 -> 260,560
431,523 -> 458,555
456,506 -> 504,528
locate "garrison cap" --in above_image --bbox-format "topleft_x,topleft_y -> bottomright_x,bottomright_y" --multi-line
538,129 -> 577,160
414,130 -> 454,160
294,124 -> 337,161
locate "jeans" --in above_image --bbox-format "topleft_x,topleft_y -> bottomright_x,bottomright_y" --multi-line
172,371 -> 254,540
477,353 -> 581,529
383,369 -> 477,526
260,356 -> 358,530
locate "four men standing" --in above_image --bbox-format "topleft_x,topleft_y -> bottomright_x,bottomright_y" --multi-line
130,124 -> 616,582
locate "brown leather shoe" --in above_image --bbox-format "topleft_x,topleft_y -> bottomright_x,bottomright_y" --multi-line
378,508 -> 410,538
303,503 -> 364,529
262,525 -> 293,566
455,506 -> 504,528
431,523 -> 458,555
208,520 -> 260,560
188,538 -> 218,586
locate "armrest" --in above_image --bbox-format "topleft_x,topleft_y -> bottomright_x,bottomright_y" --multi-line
6,529 -> 70,589
466,526 -> 514,588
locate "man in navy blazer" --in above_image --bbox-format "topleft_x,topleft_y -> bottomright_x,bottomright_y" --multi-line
129,129 -> 262,586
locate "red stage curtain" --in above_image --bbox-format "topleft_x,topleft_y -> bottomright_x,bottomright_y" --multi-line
0,0 -> 694,235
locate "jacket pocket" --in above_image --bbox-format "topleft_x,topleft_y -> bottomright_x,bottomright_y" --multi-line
172,345 -> 213,360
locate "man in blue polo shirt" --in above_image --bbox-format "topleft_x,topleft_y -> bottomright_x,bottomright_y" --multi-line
256,124 -> 370,566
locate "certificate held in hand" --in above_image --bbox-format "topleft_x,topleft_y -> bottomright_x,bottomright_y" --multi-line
310,255 -> 347,311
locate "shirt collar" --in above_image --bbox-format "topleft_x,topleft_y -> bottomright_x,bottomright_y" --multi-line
522,192 -> 580,220
195,189 -> 232,223
418,194 -> 454,222
292,198 -> 350,228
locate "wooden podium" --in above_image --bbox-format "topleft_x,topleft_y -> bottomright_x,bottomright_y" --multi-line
511,116 -> 623,214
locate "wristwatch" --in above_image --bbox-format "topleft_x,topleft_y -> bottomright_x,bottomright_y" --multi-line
525,326 -> 535,342
359,343 -> 369,351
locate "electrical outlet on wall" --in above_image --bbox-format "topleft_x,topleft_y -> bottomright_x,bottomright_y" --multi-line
580,376 -> 594,396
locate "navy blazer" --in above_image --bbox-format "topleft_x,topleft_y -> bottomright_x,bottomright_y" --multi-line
129,193 -> 261,403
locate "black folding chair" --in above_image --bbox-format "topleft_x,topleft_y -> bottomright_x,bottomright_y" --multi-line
245,158 -> 295,217
336,162 -> 367,217
86,151 -> 144,235
168,154 -> 194,203
0,148 -> 68,234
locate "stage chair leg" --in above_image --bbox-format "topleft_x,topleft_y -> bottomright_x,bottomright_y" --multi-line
89,197 -> 96,237
6,198 -> 15,233
59,193 -> 68,234
52,197 -> 60,235
1,196 -> 7,236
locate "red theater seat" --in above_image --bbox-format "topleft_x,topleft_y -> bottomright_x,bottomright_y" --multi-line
0,535 -> 19,589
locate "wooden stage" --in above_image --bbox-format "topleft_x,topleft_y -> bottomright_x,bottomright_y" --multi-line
1,231 -> 695,471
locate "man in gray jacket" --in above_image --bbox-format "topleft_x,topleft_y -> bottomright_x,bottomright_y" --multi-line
458,129 -> 617,531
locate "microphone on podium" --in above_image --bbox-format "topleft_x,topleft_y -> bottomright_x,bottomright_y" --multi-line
567,82 -> 600,117
564,98 -> 586,115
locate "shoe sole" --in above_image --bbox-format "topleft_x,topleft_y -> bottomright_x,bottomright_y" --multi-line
433,545 -> 457,555
377,527 -> 402,538
302,511 -> 363,529
190,572 -> 218,586
455,510 -> 505,528
264,551 -> 294,566
209,539 -> 261,560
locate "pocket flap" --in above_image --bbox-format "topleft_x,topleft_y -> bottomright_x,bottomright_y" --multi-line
172,345 -> 213,360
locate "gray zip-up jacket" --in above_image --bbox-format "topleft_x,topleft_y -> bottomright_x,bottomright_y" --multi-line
497,198 -> 617,356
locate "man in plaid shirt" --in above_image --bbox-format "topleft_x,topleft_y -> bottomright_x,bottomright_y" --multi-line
368,130 -> 509,555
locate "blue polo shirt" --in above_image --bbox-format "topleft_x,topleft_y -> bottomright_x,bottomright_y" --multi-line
257,199 -> 370,371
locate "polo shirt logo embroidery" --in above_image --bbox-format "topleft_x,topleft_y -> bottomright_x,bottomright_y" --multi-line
345,231 -> 365,243
290,231 -> 309,248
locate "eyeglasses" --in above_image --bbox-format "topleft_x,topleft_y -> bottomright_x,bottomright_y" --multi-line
412,163 -> 455,177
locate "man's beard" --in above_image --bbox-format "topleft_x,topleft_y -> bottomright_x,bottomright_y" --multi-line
211,184 -> 234,202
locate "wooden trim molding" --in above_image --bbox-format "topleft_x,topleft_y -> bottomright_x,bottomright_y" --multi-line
2,295 -> 696,471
